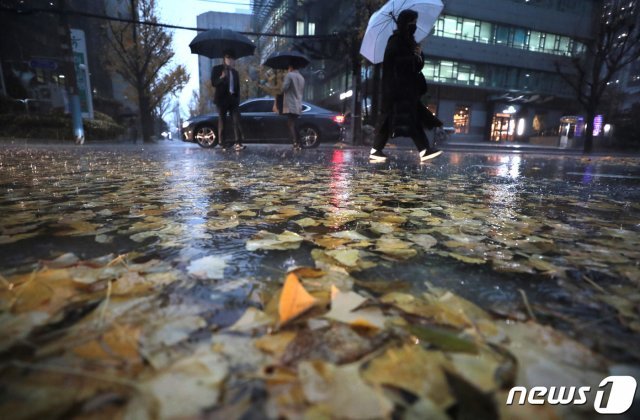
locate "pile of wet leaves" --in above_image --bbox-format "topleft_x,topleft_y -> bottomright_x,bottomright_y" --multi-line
0,255 -> 624,419
1,146 -> 639,418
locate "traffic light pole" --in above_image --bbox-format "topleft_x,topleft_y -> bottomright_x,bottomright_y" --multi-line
58,0 -> 84,144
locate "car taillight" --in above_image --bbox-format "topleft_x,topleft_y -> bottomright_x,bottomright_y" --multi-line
333,115 -> 345,124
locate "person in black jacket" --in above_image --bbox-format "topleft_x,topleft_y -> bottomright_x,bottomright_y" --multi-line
211,49 -> 245,151
370,9 -> 443,163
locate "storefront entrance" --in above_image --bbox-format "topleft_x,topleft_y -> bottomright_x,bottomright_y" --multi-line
491,113 -> 514,141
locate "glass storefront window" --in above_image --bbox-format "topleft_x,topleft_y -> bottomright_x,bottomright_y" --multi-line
491,113 -> 515,141
454,106 -> 470,134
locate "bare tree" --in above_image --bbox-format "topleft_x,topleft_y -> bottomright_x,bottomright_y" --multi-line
555,0 -> 640,153
105,0 -> 188,142
187,83 -> 215,117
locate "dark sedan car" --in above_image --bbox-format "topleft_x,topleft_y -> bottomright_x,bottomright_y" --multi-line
182,98 -> 345,148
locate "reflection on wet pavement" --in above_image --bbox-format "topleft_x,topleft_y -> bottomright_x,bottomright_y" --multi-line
1,143 -> 639,417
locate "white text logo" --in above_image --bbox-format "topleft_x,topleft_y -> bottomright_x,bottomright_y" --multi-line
506,376 -> 637,415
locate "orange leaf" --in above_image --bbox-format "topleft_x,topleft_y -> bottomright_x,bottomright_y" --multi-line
278,273 -> 317,325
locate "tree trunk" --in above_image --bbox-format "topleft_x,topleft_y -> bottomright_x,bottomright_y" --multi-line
352,60 -> 363,145
139,94 -> 153,143
583,108 -> 595,154
371,63 -> 381,127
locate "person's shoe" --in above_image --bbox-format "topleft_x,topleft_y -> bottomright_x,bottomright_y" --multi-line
419,148 -> 443,162
234,143 -> 246,151
369,148 -> 387,162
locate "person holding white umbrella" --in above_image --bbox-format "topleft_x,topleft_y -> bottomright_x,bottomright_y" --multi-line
367,8 -> 444,163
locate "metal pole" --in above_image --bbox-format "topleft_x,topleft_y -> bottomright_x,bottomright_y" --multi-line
58,0 -> 84,144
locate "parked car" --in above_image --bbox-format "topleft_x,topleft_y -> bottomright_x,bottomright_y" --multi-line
182,97 -> 345,148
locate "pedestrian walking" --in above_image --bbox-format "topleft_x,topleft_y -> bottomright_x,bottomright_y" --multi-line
282,62 -> 305,150
370,9 -> 443,163
211,49 -> 246,151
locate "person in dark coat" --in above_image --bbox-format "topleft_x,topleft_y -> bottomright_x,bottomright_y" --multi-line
370,9 -> 443,163
211,49 -> 245,151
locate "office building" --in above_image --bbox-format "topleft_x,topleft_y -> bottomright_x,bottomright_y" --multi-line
252,0 -> 604,143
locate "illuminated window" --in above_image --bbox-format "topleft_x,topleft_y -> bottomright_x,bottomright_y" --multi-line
296,21 -> 305,36
454,105 -> 470,134
434,14 -> 578,57
308,22 -> 315,36
478,22 -> 492,43
461,19 -> 476,40
529,31 -> 542,51
543,34 -> 557,52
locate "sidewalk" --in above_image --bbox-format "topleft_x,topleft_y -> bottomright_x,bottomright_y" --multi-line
331,137 -> 639,156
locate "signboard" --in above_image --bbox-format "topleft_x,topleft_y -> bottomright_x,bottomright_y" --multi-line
593,115 -> 603,136
70,29 -> 94,120
29,59 -> 58,71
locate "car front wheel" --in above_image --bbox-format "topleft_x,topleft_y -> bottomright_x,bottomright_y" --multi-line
298,125 -> 320,148
194,125 -> 217,148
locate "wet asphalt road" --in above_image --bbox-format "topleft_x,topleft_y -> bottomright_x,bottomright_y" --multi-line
1,140 -> 640,362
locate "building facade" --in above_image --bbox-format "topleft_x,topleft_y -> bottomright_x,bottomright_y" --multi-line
422,0 -> 598,142
0,0 -> 133,119
252,0 -> 604,143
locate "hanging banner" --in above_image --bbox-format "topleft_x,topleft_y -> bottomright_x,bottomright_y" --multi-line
70,29 -> 94,120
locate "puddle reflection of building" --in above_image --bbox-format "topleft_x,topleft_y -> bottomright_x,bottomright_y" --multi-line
485,156 -> 522,220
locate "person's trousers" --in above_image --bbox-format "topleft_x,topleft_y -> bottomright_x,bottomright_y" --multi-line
286,113 -> 300,146
373,103 -> 429,152
218,99 -> 244,147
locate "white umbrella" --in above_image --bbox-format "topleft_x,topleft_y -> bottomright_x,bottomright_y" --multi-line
360,0 -> 444,64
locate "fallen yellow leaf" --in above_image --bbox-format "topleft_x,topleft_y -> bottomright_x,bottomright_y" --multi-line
278,273 -> 317,325
363,344 -> 455,409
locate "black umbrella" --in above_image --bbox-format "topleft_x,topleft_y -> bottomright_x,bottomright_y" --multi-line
189,28 -> 255,59
263,51 -> 310,70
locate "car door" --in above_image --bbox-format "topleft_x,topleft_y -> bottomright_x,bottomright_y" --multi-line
237,100 -> 264,141
252,99 -> 293,142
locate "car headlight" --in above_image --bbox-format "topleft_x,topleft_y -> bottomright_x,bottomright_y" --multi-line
182,121 -> 191,129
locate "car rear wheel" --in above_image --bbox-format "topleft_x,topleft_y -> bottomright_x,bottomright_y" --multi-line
298,125 -> 320,148
195,125 -> 217,148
